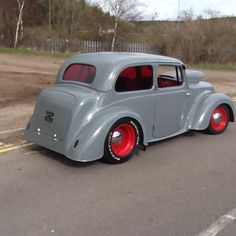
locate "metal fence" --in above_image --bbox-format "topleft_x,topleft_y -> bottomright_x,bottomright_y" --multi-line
19,38 -> 151,54
82,40 -> 151,53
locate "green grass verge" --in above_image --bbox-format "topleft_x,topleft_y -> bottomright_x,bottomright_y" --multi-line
189,63 -> 236,72
0,47 -> 74,58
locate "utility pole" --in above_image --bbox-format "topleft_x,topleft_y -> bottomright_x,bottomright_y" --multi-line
49,0 -> 52,31
178,0 -> 180,19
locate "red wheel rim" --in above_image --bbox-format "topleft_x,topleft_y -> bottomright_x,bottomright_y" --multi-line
111,123 -> 136,157
210,107 -> 228,131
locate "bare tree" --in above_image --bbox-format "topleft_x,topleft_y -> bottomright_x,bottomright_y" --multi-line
201,8 -> 221,19
103,0 -> 143,51
14,0 -> 25,48
52,0 -> 86,36
179,8 -> 194,21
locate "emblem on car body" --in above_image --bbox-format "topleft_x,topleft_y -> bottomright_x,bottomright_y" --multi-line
45,111 -> 54,123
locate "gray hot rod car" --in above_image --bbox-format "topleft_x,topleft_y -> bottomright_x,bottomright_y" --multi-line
24,52 -> 235,164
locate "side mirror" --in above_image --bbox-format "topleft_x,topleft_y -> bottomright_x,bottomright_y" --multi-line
182,64 -> 187,70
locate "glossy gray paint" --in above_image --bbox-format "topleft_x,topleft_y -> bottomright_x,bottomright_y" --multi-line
185,70 -> 204,83
24,52 -> 236,162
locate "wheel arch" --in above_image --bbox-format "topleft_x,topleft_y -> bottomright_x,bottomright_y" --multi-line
103,115 -> 145,146
189,93 -> 235,130
124,116 -> 144,146
65,107 -> 147,162
223,103 -> 235,122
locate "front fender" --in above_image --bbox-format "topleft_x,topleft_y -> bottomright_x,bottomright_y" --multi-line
65,106 -> 147,162
189,93 -> 235,130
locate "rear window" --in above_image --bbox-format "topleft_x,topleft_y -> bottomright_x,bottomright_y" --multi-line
63,64 -> 96,84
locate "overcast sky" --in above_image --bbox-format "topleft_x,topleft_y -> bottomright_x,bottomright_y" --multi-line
142,0 -> 236,19
94,0 -> 236,20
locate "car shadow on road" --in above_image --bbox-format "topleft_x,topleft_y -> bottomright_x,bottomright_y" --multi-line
25,131 -> 202,167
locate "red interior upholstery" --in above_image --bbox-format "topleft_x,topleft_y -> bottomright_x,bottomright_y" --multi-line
141,66 -> 152,78
64,64 -> 82,81
158,77 -> 181,88
89,66 -> 96,74
115,65 -> 153,92
80,66 -> 89,82
120,67 -> 136,80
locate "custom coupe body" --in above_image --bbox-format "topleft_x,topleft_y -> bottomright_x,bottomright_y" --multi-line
24,52 -> 235,163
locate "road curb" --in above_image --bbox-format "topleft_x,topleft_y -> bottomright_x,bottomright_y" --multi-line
0,128 -> 25,140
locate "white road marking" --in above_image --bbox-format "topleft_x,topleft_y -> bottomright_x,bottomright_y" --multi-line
196,207 -> 236,236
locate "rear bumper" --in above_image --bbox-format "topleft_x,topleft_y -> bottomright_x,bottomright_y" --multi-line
24,128 -> 66,157
24,127 -> 99,162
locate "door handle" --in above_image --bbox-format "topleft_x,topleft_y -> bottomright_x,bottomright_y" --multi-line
186,92 -> 191,96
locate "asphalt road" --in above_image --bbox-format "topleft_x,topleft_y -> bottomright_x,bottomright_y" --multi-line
0,123 -> 236,236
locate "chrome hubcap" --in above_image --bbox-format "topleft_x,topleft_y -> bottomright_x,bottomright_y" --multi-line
112,131 -> 122,144
213,112 -> 222,124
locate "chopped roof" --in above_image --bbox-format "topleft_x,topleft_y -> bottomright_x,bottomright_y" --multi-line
57,52 -> 183,92
69,52 -> 182,66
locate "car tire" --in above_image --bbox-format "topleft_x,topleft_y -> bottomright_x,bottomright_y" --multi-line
103,118 -> 140,164
205,105 -> 229,134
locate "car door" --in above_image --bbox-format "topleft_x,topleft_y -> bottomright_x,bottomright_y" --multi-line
153,64 -> 189,138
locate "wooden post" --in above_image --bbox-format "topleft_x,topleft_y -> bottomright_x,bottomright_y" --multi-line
111,20 -> 118,51
49,0 -> 52,31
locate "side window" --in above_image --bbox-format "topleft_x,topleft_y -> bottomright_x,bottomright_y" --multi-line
115,65 -> 153,92
157,65 -> 183,88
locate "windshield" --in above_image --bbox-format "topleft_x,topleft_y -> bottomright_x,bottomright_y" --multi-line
63,64 -> 96,84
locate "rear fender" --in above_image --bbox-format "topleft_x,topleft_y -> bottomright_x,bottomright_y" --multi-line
65,107 -> 146,162
189,93 -> 235,130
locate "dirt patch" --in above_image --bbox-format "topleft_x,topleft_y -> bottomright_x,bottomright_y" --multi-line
0,53 -> 63,108
0,53 -> 63,74
0,72 -> 54,107
203,70 -> 236,97
0,102 -> 35,132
